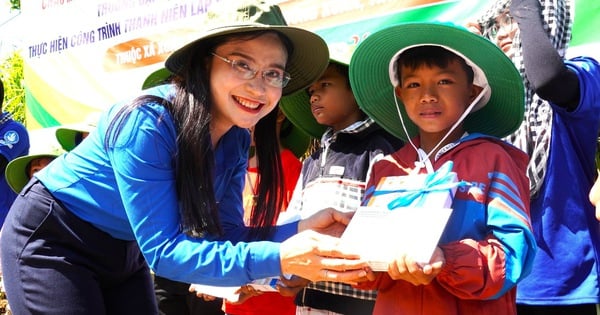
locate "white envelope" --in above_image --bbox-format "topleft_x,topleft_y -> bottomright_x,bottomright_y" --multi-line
341,205 -> 452,271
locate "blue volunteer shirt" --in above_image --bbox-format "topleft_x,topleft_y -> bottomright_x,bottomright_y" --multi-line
36,84 -> 297,286
0,113 -> 29,226
516,57 -> 600,305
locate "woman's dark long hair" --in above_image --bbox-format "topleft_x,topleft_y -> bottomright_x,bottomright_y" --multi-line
107,31 -> 290,240
249,108 -> 284,237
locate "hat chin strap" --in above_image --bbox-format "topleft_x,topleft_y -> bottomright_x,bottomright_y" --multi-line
394,84 -> 490,173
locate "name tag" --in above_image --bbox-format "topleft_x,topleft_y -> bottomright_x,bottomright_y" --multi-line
328,165 -> 345,176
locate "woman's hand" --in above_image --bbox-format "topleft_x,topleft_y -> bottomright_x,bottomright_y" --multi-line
297,207 -> 354,237
279,230 -> 374,284
387,247 -> 445,286
465,21 -> 483,35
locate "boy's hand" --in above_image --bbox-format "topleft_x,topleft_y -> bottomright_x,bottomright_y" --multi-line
227,285 -> 263,305
387,247 -> 445,286
297,207 -> 354,237
188,284 -> 218,301
277,275 -> 310,297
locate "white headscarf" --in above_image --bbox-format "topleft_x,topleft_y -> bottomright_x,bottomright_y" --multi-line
476,0 -> 573,198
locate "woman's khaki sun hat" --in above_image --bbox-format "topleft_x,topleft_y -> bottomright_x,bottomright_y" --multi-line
164,1 -> 329,96
349,22 -> 525,142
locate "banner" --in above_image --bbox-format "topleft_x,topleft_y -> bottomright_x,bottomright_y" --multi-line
19,0 -> 598,130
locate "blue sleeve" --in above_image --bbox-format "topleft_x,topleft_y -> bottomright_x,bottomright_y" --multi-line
107,104 -> 282,286
564,57 -> 600,113
552,57 -> 600,170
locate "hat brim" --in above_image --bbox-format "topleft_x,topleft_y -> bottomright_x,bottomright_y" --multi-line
56,112 -> 100,151
165,24 -> 329,96
279,89 -> 326,139
5,154 -> 59,193
56,125 -> 95,151
349,22 -> 524,142
280,119 -> 311,158
142,68 -> 173,90
279,59 -> 348,139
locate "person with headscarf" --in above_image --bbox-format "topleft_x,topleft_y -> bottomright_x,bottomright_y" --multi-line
470,0 -> 600,313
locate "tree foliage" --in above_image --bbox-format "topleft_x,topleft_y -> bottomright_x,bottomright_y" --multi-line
9,0 -> 20,10
1,50 -> 26,124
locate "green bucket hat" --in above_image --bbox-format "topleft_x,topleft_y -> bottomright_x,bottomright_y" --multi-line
279,89 -> 326,139
142,67 -> 173,90
56,112 -> 101,151
349,22 -> 524,142
279,59 -> 349,139
279,116 -> 311,158
5,147 -> 64,193
165,1 -> 328,96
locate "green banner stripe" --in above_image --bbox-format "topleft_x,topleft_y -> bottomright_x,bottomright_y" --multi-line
25,87 -> 60,127
570,0 -> 600,46
316,3 -> 460,44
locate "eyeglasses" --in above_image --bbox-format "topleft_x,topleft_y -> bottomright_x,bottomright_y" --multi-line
487,11 -> 516,38
211,53 -> 291,88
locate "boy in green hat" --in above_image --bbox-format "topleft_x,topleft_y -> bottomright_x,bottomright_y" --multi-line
277,59 -> 402,315
348,22 -> 536,314
5,151 -> 62,194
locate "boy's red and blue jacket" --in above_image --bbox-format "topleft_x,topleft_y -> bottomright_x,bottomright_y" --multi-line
358,133 -> 537,315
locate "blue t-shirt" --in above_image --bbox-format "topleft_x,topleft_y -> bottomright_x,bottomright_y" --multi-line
516,57 -> 600,304
36,84 -> 298,286
0,113 -> 29,226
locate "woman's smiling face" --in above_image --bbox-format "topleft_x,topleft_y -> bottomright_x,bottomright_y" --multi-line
209,32 -> 288,139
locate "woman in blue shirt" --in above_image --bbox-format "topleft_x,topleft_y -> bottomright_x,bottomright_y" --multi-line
0,18 -> 370,315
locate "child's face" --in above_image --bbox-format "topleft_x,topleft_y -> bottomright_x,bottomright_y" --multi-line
307,65 -> 362,132
27,156 -> 55,178
209,32 -> 288,134
395,59 -> 481,139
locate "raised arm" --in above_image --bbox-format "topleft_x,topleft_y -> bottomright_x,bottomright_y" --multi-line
511,0 -> 579,109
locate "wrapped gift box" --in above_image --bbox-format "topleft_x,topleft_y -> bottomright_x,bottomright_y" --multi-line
341,161 -> 463,270
366,161 -> 459,210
